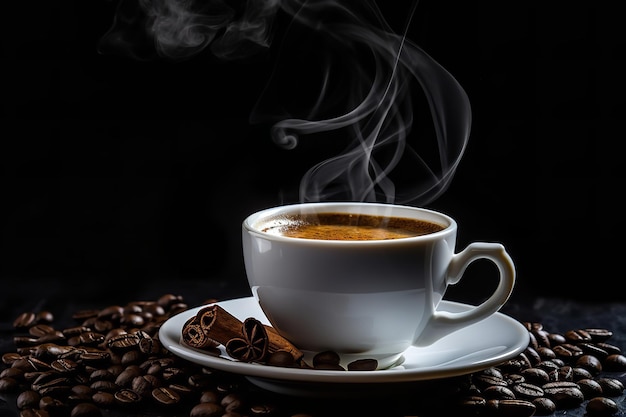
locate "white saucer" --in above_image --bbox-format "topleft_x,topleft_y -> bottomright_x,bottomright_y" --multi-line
159,297 -> 529,396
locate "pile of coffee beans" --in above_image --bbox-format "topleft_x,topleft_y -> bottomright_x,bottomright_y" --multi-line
1,295 -> 626,417
0,295 -> 308,417
445,322 -> 626,416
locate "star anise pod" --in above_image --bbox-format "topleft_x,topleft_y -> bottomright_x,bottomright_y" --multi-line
225,318 -> 269,362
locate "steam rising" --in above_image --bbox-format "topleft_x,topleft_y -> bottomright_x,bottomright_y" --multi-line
100,0 -> 471,206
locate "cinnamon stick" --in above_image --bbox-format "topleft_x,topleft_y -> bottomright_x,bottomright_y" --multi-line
264,325 -> 304,362
181,304 -> 304,362
196,304 -> 244,346
181,315 -> 219,349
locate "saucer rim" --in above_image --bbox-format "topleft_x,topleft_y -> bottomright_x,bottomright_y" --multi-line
158,296 -> 529,384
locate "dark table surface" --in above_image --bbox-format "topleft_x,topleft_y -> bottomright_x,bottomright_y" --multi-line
2,281 -> 626,417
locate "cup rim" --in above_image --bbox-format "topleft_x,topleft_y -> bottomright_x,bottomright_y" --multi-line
242,201 -> 456,244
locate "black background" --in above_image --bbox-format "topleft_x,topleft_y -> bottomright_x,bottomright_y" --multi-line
1,0 -> 625,318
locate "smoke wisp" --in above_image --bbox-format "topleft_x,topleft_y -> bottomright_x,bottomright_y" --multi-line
100,0 -> 471,206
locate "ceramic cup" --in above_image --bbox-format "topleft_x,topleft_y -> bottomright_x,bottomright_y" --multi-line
242,202 -> 516,369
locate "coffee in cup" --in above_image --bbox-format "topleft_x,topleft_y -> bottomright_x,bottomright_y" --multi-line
258,211 -> 445,241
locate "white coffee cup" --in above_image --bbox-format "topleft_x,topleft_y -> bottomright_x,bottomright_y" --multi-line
242,202 -> 515,369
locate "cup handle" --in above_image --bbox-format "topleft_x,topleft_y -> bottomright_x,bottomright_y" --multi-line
413,242 -> 516,347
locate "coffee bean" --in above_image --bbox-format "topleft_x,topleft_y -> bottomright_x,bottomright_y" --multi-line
523,322 -> 543,332
167,383 -> 193,400
542,381 -> 584,409
91,391 -> 115,407
266,350 -> 298,368
483,385 -> 516,400
89,369 -> 114,382
553,343 -> 584,360
33,376 -> 71,394
121,350 -> 142,366
584,328 -> 614,342
578,342 -> 610,359
505,373 -> 525,385
578,378 -> 604,399
107,333 -> 140,351
78,351 -> 111,366
16,389 -> 41,409
557,365 -> 574,381
250,403 -> 278,415
511,382 -> 544,400
565,329 -> 592,343
10,358 -> 35,372
157,294 -> 183,309
30,371 -> 58,388
29,325 -> 56,338
35,311 -> 54,325
114,366 -> 142,387
162,367 -> 187,383
20,408 -> 51,417
14,312 -> 36,329
70,402 -> 102,417
71,384 -> 93,397
190,402 -> 225,417
347,358 -> 378,371
535,346 -> 556,360
572,366 -> 594,381
97,305 -> 123,321
576,354 -> 603,375
548,333 -> 567,345
27,358 -> 52,372
520,367 -> 550,385
74,374 -> 90,386
312,351 -> 340,367
586,397 -> 619,416
14,337 -> 40,348
0,367 -> 23,380
89,380 -> 118,393
34,343 -> 74,359
524,346 -> 541,365
138,337 -> 159,355
39,395 -> 67,414
499,353 -> 532,374
481,367 -> 504,379
221,392 -> 245,412
312,362 -> 344,370
61,327 -> 88,339
532,329 -> 551,347
457,395 -> 487,414
78,332 -> 105,347
131,375 -> 159,397
532,397 -> 556,415
534,360 -> 557,373
473,373 -> 508,390
199,389 -> 220,403
39,384 -> 72,398
596,342 -> 622,355
188,373 -> 215,389
486,399 -> 536,417
2,352 -> 23,365
36,332 -> 66,345
527,331 -> 539,350
596,377 -> 624,397
50,358 -> 79,374
603,353 -> 626,371
151,386 -> 181,405
114,388 -> 142,406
